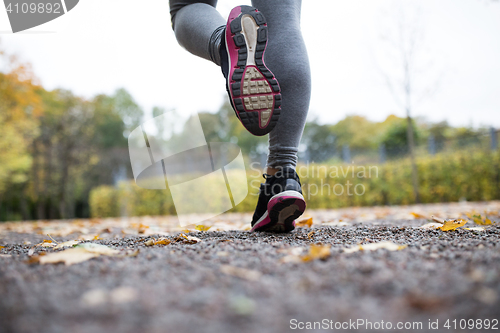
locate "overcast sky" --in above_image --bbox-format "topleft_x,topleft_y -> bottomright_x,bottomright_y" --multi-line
1,0 -> 499,128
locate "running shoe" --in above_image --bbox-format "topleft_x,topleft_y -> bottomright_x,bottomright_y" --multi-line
220,5 -> 281,136
251,167 -> 306,232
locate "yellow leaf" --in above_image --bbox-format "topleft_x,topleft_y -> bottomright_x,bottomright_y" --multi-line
296,217 -> 313,228
301,244 -> 331,262
438,219 -> 467,231
466,213 -> 492,225
145,238 -> 171,246
195,225 -> 211,232
154,238 -> 171,246
137,223 -> 149,234
36,239 -> 56,248
411,212 -> 426,219
0,246 -> 4,249
93,235 -> 101,240
307,230 -> 316,240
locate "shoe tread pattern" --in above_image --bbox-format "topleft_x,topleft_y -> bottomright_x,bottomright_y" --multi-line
229,6 -> 281,136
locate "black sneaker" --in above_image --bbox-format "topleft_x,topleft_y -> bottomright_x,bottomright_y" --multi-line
251,167 -> 306,232
220,5 -> 281,136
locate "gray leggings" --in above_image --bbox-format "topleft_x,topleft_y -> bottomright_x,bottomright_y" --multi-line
169,0 -> 310,169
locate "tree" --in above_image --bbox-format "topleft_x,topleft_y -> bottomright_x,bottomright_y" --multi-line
0,42 -> 43,220
376,4 -> 441,203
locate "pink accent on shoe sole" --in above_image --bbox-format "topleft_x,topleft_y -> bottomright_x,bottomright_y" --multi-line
250,211 -> 271,231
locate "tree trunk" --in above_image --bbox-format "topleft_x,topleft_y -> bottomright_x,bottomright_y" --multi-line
406,115 -> 420,203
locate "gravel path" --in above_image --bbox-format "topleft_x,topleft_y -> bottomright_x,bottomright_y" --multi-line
1,203 -> 500,333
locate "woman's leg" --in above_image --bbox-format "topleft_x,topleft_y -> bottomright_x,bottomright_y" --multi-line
250,0 -> 311,171
169,0 -> 225,65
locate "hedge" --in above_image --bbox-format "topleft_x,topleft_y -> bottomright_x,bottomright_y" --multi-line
89,150 -> 500,218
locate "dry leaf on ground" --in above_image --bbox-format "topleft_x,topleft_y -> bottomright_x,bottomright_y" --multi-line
195,225 -> 211,232
54,240 -> 80,249
174,233 -> 202,244
144,238 -> 171,246
420,222 -> 444,230
37,248 -> 100,265
278,247 -> 305,263
220,265 -> 262,281
295,217 -> 313,228
344,241 -> 407,254
466,213 -> 493,225
438,219 -> 467,231
307,230 -> 316,239
29,243 -> 138,265
36,239 -> 56,248
464,227 -> 487,232
411,212 -> 427,219
76,243 -> 120,255
300,244 -> 331,262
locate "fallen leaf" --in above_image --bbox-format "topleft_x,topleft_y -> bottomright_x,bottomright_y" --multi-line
145,238 -> 171,246
279,247 -> 306,264
301,244 -> 331,262
295,217 -> 313,228
466,213 -> 493,225
36,239 -> 56,248
31,243 -> 137,265
438,219 -> 467,231
410,212 -> 427,219
110,287 -> 138,304
420,222 -> 444,230
175,233 -> 201,244
76,243 -> 120,255
154,238 -> 171,245
431,215 -> 445,224
0,246 -> 4,249
37,248 -> 101,265
277,247 -> 304,256
54,240 -> 80,249
307,230 -> 316,239
220,265 -> 262,281
81,289 -> 107,307
137,223 -> 149,234
195,225 -> 211,232
344,241 -> 407,254
464,227 -> 486,232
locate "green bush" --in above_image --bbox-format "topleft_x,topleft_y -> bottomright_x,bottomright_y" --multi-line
89,150 -> 500,218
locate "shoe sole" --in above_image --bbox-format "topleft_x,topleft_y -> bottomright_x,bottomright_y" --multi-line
225,6 -> 281,136
251,190 -> 306,233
